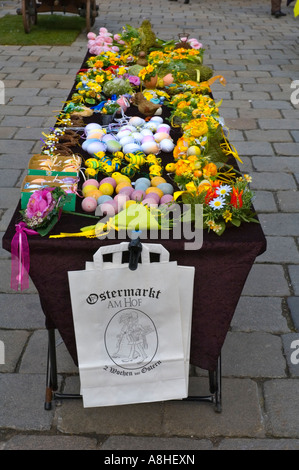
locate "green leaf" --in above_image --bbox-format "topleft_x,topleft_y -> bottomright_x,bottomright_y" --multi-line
231,218 -> 241,227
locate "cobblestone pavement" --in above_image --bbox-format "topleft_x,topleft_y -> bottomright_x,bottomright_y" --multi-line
0,0 -> 299,451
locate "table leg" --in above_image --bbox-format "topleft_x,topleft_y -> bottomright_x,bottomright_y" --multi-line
184,355 -> 222,412
44,328 -> 82,411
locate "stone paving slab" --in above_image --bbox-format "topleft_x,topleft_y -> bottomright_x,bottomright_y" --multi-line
264,379 -> 299,438
231,296 -> 289,333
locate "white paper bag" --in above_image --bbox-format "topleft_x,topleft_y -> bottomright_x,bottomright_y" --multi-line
68,243 -> 195,408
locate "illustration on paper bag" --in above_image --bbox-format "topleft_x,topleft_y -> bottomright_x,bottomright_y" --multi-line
104,308 -> 158,370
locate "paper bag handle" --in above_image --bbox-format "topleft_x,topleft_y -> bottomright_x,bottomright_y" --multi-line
93,242 -> 170,269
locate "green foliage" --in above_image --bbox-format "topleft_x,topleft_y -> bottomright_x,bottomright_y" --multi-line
0,14 -> 85,46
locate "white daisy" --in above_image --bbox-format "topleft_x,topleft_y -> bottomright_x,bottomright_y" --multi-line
216,184 -> 232,197
209,197 -> 225,210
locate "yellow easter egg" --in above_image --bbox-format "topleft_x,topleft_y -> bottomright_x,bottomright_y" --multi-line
125,200 -> 137,209
145,187 -> 164,198
82,184 -> 99,197
112,172 -> 131,185
116,181 -> 132,194
150,176 -> 167,187
99,182 -> 114,196
187,145 -> 201,157
165,163 -> 176,173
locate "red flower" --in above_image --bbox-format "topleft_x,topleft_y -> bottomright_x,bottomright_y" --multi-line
230,187 -> 243,208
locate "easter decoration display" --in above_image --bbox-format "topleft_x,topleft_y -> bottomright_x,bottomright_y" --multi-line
16,19 -> 259,242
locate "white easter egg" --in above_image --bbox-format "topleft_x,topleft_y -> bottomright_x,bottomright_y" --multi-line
159,138 -> 175,153
84,123 -> 102,135
82,138 -> 98,151
141,141 -> 160,155
119,125 -> 136,132
119,135 -> 135,146
131,132 -> 143,143
149,116 -> 163,124
122,142 -> 142,154
86,141 -> 107,155
144,121 -> 158,132
116,129 -> 131,140
140,129 -> 153,137
129,116 -> 145,128
101,133 -> 116,143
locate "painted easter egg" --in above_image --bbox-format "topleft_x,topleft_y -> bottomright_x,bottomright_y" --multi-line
85,123 -> 102,135
129,116 -> 145,128
141,141 -> 160,155
159,139 -> 175,153
119,186 -> 135,197
157,182 -> 174,195
131,190 -> 146,202
135,177 -> 151,188
122,143 -> 142,154
149,116 -> 163,124
99,200 -> 118,216
99,182 -> 114,196
97,195 -> 113,205
154,132 -> 171,143
150,176 -> 166,187
82,184 -> 98,197
160,194 -> 174,204
82,179 -> 99,189
86,141 -> 107,155
100,177 -> 117,188
145,187 -> 164,199
81,138 -> 98,152
82,196 -> 97,212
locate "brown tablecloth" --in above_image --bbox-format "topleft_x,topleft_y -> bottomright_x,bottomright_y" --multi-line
2,201 -> 266,371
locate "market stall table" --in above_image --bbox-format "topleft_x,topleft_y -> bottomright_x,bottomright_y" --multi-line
2,42 -> 267,411
2,202 -> 266,410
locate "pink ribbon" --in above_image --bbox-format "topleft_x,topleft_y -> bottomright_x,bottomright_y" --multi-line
11,222 -> 39,291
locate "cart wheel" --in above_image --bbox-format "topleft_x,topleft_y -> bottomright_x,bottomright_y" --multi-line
85,0 -> 97,32
22,0 -> 37,33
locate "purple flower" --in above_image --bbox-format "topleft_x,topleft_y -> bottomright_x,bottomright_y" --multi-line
127,75 -> 140,86
26,188 -> 55,220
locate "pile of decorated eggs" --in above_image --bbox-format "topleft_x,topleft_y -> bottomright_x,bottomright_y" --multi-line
81,173 -> 176,214
81,116 -> 175,157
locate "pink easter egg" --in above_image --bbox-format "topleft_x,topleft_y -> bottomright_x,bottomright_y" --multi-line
160,194 -> 174,204
99,200 -> 118,216
114,193 -> 129,210
119,186 -> 135,197
142,197 -> 159,207
145,191 -> 160,203
82,179 -> 99,189
131,190 -> 146,202
141,135 -> 155,144
100,176 -> 117,188
159,202 -> 177,211
157,124 -> 171,133
81,197 -> 98,212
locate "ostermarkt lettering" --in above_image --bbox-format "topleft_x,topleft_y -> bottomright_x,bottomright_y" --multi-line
86,287 -> 162,305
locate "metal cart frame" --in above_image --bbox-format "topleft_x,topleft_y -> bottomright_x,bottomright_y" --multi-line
44,328 -> 222,413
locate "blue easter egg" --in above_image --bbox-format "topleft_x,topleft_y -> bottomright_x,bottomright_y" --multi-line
134,182 -> 149,192
135,177 -> 151,188
157,183 -> 174,195
97,195 -> 113,205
